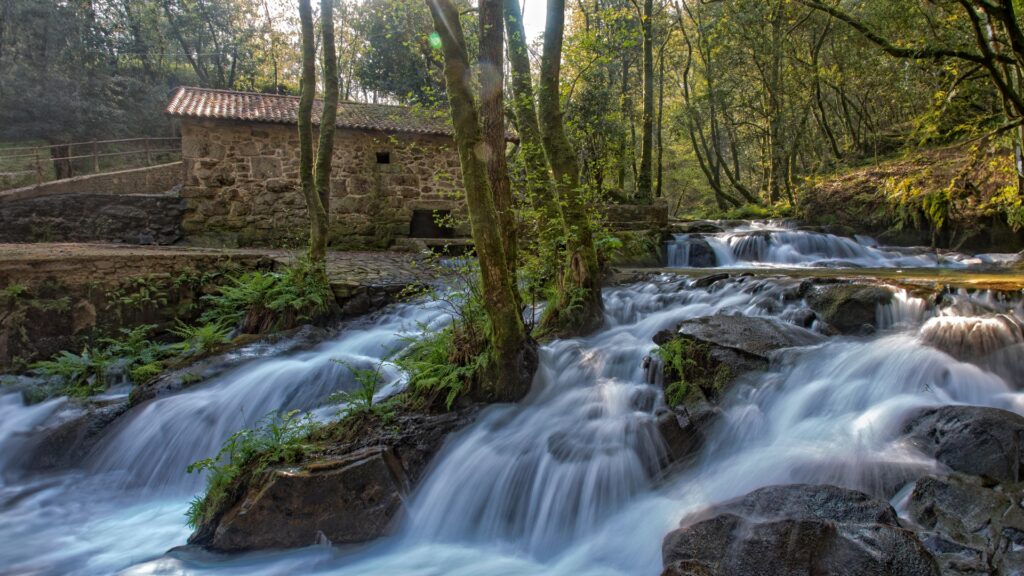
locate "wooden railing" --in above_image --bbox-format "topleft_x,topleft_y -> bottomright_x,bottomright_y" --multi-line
0,137 -> 182,188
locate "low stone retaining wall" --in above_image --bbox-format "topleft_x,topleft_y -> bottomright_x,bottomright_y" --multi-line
0,193 -> 185,244
605,200 -> 670,231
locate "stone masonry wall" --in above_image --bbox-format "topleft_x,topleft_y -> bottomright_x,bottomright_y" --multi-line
181,120 -> 467,248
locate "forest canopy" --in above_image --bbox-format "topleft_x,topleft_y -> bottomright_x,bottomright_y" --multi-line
1,0 -> 1022,226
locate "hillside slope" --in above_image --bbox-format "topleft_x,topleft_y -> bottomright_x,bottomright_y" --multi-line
797,144 -> 1023,252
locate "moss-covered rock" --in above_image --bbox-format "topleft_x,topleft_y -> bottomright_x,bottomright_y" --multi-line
803,282 -> 893,335
188,404 -> 481,552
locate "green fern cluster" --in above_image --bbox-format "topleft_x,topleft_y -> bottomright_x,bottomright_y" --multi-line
199,260 -> 332,332
185,409 -> 319,529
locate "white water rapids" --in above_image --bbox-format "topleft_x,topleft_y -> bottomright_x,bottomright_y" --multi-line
1,231 -> 1023,575
666,220 -> 1017,268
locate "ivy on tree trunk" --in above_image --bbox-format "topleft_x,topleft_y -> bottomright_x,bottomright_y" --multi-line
538,0 -> 604,337
425,0 -> 536,402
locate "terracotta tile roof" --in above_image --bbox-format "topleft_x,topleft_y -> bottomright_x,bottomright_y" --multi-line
165,86 -> 454,137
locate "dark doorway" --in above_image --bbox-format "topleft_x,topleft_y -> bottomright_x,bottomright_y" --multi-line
376,151 -> 391,164
410,209 -> 453,238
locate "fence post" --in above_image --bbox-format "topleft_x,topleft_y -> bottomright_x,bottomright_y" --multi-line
34,148 -> 42,185
144,137 -> 151,167
92,139 -> 99,173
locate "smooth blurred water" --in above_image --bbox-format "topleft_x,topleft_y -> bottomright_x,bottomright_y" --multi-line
665,221 -> 1014,268
1,274 -> 1022,576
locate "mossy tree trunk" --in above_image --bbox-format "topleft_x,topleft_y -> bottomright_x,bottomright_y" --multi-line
633,0 -> 655,201
480,0 -> 517,279
426,0 -> 536,402
297,0 -> 328,265
538,0 -> 604,336
315,0 -> 338,217
504,0 -> 561,248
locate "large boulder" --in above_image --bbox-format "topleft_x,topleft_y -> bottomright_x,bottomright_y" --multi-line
654,314 -> 825,403
804,282 -> 894,334
903,405 -> 1024,484
680,236 -> 718,268
202,446 -> 406,551
908,473 -> 1024,576
662,484 -> 939,576
189,406 -> 478,552
652,315 -> 824,469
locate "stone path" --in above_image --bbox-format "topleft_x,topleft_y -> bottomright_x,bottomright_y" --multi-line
0,243 -> 435,292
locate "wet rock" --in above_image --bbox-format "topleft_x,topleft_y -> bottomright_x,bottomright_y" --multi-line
903,405 -> 1024,484
692,273 -> 730,289
652,316 -> 823,468
804,282 -> 894,334
655,400 -> 719,467
17,396 -> 129,471
684,236 -> 717,268
653,315 -> 824,396
202,446 -> 407,552
908,474 -> 1024,576
662,484 -> 939,576
190,405 -> 480,552
671,220 -> 725,234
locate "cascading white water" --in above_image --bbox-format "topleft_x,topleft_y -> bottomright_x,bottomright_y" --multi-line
0,300 -> 452,575
665,221 -> 1011,268
2,270 -> 1022,575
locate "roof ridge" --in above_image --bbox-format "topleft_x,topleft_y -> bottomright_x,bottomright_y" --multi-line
175,86 -> 443,112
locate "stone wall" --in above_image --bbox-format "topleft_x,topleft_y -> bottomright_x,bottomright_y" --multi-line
0,162 -> 182,201
181,120 -> 467,248
605,200 -> 670,231
0,193 -> 185,244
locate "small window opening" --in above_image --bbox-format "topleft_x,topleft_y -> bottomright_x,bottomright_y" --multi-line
376,151 -> 391,164
410,209 -> 453,239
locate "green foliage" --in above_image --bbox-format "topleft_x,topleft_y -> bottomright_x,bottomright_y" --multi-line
655,339 -> 696,407
185,410 -> 319,529
199,260 -> 332,332
170,320 -> 232,355
31,348 -> 110,397
329,359 -> 396,420
655,337 -> 733,407
396,323 -> 488,410
2,282 -> 27,301
105,276 -> 168,311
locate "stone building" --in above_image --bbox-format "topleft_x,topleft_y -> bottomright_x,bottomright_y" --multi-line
166,86 -> 467,248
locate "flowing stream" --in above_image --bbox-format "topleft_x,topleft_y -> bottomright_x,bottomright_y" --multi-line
1,226 -> 1022,575
665,220 -> 1017,268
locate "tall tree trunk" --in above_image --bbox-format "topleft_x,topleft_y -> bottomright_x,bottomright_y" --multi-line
504,0 -> 561,243
480,0 -> 517,278
297,0 -> 328,264
538,0 -> 603,336
635,0 -> 655,201
426,0 -> 536,402
316,0 -> 337,214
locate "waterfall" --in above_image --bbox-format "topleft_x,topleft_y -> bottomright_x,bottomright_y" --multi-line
663,221 -> 1009,268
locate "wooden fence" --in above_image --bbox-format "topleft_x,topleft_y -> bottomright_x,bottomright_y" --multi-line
0,137 -> 182,188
